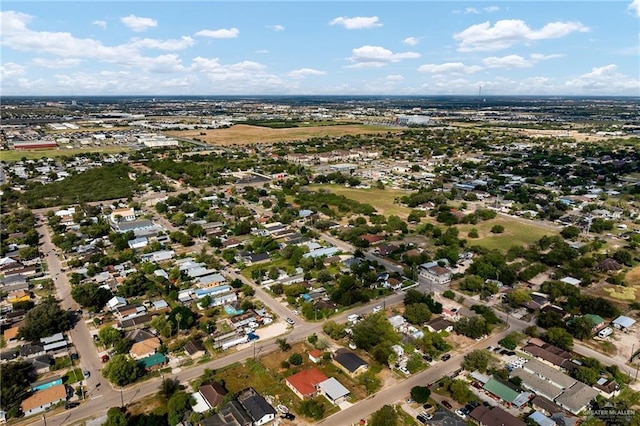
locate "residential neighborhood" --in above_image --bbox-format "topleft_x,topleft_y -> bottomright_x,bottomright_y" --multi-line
1,96 -> 639,426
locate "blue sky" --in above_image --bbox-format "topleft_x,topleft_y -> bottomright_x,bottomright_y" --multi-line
1,1 -> 639,96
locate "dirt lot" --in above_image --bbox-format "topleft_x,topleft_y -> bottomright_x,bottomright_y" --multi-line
166,124 -> 392,146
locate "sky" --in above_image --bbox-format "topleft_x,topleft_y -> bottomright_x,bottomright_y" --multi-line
1,1 -> 639,96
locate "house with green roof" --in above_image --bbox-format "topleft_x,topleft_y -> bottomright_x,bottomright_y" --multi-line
483,378 -> 532,408
137,353 -> 167,371
583,314 -> 605,332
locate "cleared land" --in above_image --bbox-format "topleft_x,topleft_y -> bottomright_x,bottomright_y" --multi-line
166,124 -> 393,146
457,217 -> 554,252
602,285 -> 640,302
306,184 -> 413,218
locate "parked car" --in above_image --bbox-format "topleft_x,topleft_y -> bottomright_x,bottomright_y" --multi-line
101,355 -> 110,363
373,305 -> 383,313
441,353 -> 451,361
442,400 -> 453,409
285,318 -> 295,325
455,409 -> 467,419
65,402 -> 79,410
83,370 -> 90,379
281,413 -> 295,420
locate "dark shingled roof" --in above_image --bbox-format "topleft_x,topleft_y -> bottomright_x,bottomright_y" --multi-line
334,348 -> 368,373
236,387 -> 276,423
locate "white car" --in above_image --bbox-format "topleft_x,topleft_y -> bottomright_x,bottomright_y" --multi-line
455,409 -> 467,419
285,318 -> 295,325
373,305 -> 382,313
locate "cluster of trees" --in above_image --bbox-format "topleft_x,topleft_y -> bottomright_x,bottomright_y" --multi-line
295,189 -> 376,218
462,349 -> 497,373
0,361 -> 35,418
102,354 -> 143,386
72,282 -> 113,311
18,297 -> 73,341
352,313 -> 400,365
20,163 -> 138,208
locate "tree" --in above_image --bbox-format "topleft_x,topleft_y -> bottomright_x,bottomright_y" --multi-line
299,399 -> 326,420
450,379 -> 473,403
98,326 -> 123,348
277,338 -> 291,351
561,226 -> 581,239
490,224 -> 505,234
567,316 -> 595,340
104,407 -> 130,426
0,361 -> 35,418
72,283 -> 113,311
537,311 -> 566,329
289,353 -> 303,366
574,366 -> 599,385
403,303 -> 432,325
352,313 -> 399,352
544,327 -> 574,350
454,316 -> 490,339
160,378 -> 180,399
443,290 -> 455,299
18,296 -> 72,341
370,405 -> 398,426
460,275 -> 484,293
410,386 -> 431,403
462,349 -> 495,373
168,306 -> 196,334
322,321 -> 346,340
102,354 -> 142,386
168,390 -> 194,426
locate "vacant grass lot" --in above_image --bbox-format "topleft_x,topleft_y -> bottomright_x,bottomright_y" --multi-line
457,217 -> 554,252
0,146 -> 129,162
166,124 -> 393,146
307,184 -> 414,218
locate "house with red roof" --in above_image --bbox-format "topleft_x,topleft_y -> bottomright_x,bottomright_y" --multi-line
285,368 -> 328,399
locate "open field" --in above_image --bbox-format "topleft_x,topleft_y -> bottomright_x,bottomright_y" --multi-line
0,146 -> 130,162
306,184 -> 414,218
456,217 -> 554,252
601,285 -> 640,302
627,266 -> 640,286
165,124 -> 394,146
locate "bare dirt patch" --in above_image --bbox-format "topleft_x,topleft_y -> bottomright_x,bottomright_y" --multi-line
166,124 -> 392,146
626,266 -> 640,286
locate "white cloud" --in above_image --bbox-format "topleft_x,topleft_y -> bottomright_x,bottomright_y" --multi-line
464,8 -> 480,14
386,74 -> 404,81
92,20 -> 107,29
268,24 -> 285,31
121,15 -> 157,32
628,0 -> 640,17
530,53 -> 564,61
484,6 -> 500,13
254,49 -> 270,54
403,36 -> 421,46
483,54 -> 533,68
195,28 -> 239,38
32,58 -> 83,68
329,16 -> 382,30
347,45 -> 420,68
418,62 -> 482,74
288,68 -> 326,78
454,19 -> 589,51
1,62 -> 26,79
129,36 -> 195,51
565,64 -> 640,91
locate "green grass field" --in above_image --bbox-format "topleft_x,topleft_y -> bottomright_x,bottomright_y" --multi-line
307,184 -> 414,218
0,146 -> 130,162
457,217 -> 555,251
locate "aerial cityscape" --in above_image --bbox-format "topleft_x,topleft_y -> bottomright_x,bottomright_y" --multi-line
1,2 -> 640,426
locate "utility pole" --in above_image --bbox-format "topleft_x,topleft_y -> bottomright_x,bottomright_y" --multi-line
42,414 -> 47,426
120,386 -> 124,407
